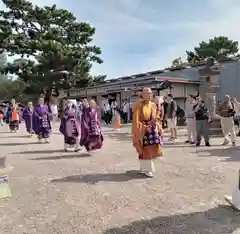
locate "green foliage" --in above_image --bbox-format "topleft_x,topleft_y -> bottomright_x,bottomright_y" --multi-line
0,0 -> 105,100
186,36 -> 239,64
0,78 -> 29,102
171,57 -> 185,68
0,53 -> 7,81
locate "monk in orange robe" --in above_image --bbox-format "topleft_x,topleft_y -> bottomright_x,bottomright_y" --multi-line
131,88 -> 163,178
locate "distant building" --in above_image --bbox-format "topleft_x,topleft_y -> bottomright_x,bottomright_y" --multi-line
60,58 -> 240,109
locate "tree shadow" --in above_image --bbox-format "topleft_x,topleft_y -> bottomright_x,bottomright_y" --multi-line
103,205 -> 240,234
51,170 -> 148,184
196,146 -> 240,162
29,153 -> 91,161
0,142 -> 39,146
13,149 -> 65,154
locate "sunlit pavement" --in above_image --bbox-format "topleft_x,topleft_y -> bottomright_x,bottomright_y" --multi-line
0,123 -> 240,234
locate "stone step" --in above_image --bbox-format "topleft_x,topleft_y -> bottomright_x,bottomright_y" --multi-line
210,128 -> 222,135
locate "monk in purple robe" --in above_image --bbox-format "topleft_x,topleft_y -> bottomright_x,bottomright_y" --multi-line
22,101 -> 34,136
33,97 -> 52,143
59,100 -> 81,152
80,99 -> 103,152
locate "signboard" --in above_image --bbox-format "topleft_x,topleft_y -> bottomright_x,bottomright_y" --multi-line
0,175 -> 12,199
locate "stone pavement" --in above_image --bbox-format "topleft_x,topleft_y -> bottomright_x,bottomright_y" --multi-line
0,124 -> 240,234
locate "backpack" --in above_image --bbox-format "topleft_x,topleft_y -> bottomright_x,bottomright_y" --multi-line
229,102 -> 236,117
176,105 -> 184,118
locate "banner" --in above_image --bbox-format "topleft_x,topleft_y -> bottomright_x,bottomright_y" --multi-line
0,175 -> 12,199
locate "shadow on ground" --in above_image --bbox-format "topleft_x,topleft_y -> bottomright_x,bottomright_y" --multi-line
14,149 -> 65,154
103,206 -> 240,234
51,170 -> 148,184
29,153 -> 91,160
106,132 -> 132,142
0,142 -> 39,146
0,131 -> 11,134
0,135 -> 31,139
196,146 -> 240,162
163,141 -> 194,148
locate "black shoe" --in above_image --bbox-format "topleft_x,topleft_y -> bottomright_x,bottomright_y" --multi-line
185,140 -> 190,143
190,141 -> 195,144
196,143 -> 200,146
205,142 -> 211,146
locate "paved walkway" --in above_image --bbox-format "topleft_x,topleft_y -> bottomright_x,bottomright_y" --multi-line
0,124 -> 240,234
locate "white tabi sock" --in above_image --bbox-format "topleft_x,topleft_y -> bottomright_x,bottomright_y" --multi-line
64,143 -> 69,150
44,138 -> 50,143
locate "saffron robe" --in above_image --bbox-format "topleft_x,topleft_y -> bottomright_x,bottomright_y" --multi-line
59,106 -> 80,145
131,101 -> 162,160
5,104 -> 20,131
23,107 -> 34,134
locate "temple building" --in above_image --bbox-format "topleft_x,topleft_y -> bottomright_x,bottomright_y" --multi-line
60,67 -> 200,110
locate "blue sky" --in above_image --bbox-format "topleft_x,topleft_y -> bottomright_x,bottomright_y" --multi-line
1,0 -> 240,79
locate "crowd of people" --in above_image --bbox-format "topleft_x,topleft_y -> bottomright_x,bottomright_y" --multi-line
0,97 -> 104,153
185,94 -> 240,147
1,88 -> 240,178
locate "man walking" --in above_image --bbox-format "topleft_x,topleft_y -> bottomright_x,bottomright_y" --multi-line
217,95 -> 236,146
194,98 -> 211,146
131,88 -> 162,178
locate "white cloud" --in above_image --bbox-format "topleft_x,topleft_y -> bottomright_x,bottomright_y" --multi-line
2,0 -> 240,79
122,1 -> 240,77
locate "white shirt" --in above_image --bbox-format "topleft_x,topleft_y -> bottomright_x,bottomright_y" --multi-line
104,104 -> 110,111
123,103 -> 128,113
185,102 -> 195,118
51,104 -> 58,115
111,101 -> 117,108
234,102 -> 240,116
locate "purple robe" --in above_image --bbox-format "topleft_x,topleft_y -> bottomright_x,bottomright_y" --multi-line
23,107 -> 34,133
80,107 -> 103,151
59,106 -> 80,145
33,104 -> 52,138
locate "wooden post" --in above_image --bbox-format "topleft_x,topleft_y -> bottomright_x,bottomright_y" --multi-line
0,156 -> 6,169
225,169 -> 240,212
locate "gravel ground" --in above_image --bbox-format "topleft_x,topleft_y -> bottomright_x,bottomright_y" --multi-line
0,124 -> 240,234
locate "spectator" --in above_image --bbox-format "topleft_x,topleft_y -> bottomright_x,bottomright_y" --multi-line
162,96 -> 168,129
185,95 -> 196,144
194,97 -> 211,146
232,97 -> 240,136
166,94 -> 177,140
217,95 -> 236,146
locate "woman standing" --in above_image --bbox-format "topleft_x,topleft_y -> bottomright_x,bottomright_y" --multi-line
22,101 -> 34,137
33,97 -> 52,143
51,103 -> 58,126
5,99 -> 20,132
59,100 -> 81,152
80,100 -> 103,152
